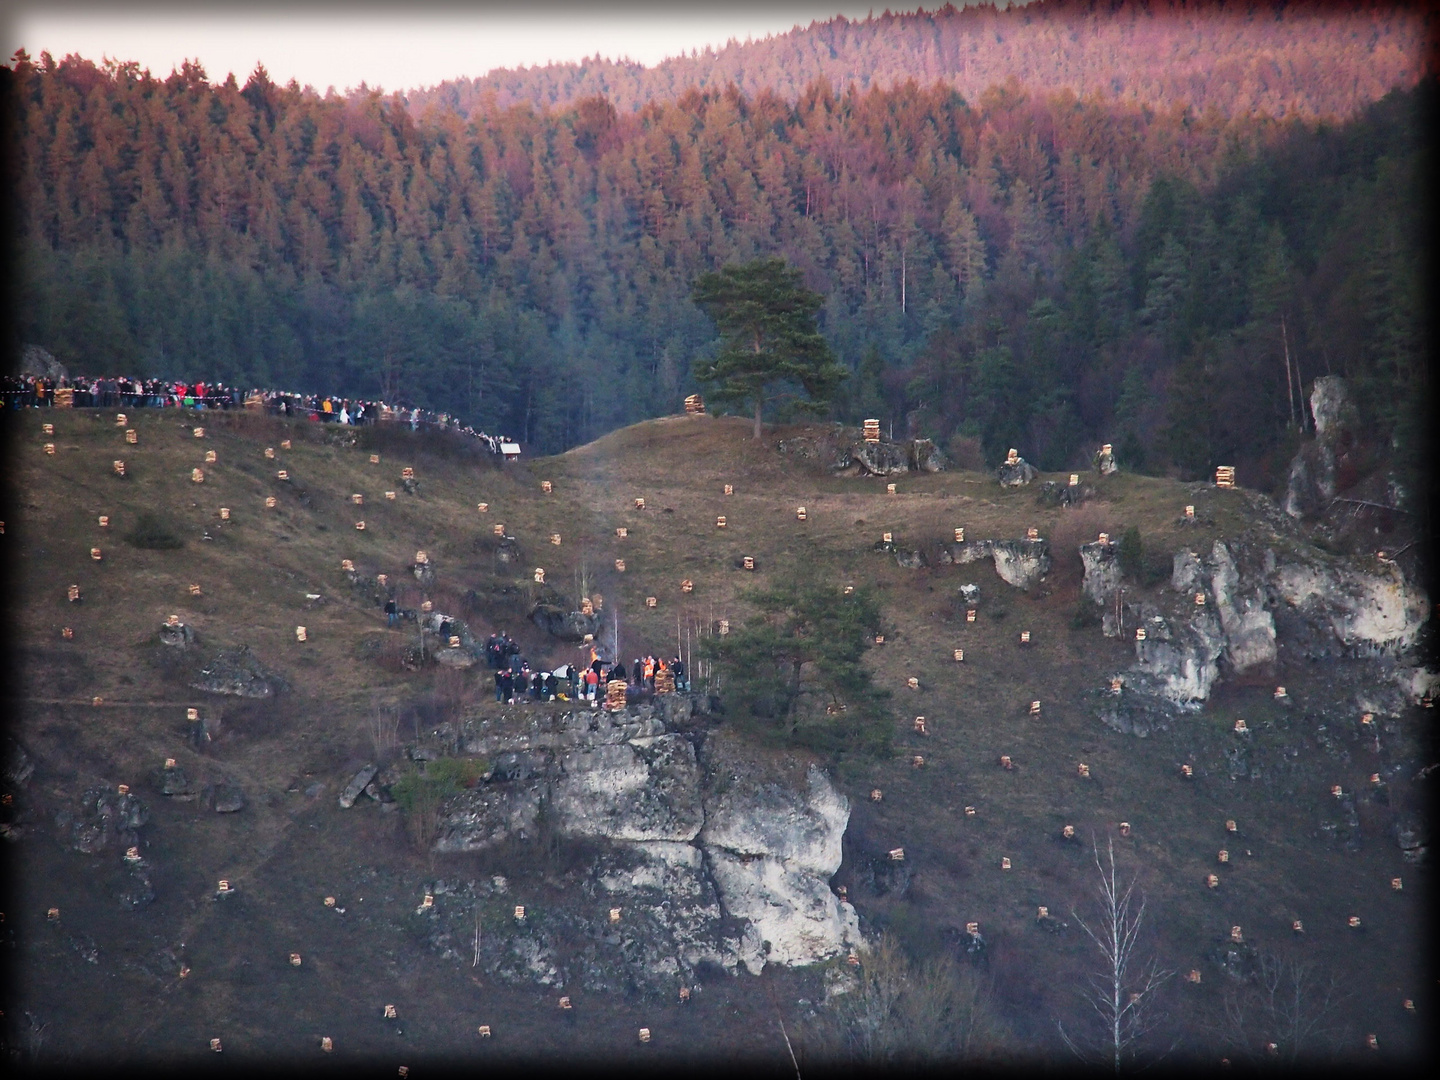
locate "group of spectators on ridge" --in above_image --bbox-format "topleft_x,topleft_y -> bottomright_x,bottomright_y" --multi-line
1,372 -> 512,454
482,632 -> 689,705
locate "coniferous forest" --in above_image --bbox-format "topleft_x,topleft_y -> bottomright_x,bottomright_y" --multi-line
3,0 -> 1432,496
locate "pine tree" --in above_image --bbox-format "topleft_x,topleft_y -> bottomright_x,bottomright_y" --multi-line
691,257 -> 847,438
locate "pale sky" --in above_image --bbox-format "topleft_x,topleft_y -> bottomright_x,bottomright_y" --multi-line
0,1 -> 933,97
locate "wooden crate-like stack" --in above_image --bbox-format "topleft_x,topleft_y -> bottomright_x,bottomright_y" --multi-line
1214,465 -> 1236,488
605,679 -> 628,710
684,394 -> 705,415
655,668 -> 676,695
862,419 -> 881,443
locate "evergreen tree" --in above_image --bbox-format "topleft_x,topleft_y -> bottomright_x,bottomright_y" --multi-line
691,257 -> 847,438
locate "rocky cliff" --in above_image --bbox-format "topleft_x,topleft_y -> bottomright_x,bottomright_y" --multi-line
420,697 -> 859,990
1087,518 -> 1433,736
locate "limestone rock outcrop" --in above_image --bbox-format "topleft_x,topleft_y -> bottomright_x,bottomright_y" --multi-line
1272,557 -> 1429,658
991,539 -> 1050,590
699,733 -> 858,973
1101,528 -> 1432,734
1129,608 -> 1227,706
1081,540 -> 1122,634
996,456 -> 1038,487
1207,541 -> 1277,672
431,699 -> 857,984
1284,376 -> 1361,519
189,645 -> 284,698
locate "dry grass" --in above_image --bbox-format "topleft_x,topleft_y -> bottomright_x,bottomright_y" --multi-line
7,407 -> 1422,1060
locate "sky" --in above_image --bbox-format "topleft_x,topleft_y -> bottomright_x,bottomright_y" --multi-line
0,1 -> 947,96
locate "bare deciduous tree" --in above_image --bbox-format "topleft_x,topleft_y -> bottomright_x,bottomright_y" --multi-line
1059,837 -> 1174,1072
802,933 -> 1010,1064
363,707 -> 400,761
1212,950 -> 1349,1064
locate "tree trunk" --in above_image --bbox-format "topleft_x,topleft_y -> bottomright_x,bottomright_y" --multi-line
754,395 -> 763,440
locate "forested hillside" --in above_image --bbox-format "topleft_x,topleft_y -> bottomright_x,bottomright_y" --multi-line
4,47 -> 1430,493
407,0 -> 1432,121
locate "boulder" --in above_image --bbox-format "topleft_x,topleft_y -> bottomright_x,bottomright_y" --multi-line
20,343 -> 66,380
189,645 -> 283,698
159,763 -> 194,797
159,621 -> 195,648
1037,480 -> 1094,507
494,536 -> 522,564
1080,541 -> 1122,620
3,738 -> 35,788
117,868 -> 155,910
991,539 -> 1050,590
434,647 -> 477,669
909,438 -> 947,472
699,753 -> 858,973
1310,375 -> 1359,439
59,788 -> 149,854
959,583 -> 981,605
434,783 -> 543,852
1284,376 -> 1361,519
996,457 -> 1037,487
949,539 -> 994,565
411,561 -> 436,587
530,604 -> 602,641
1394,812 -> 1427,864
848,440 -> 911,476
338,764 -> 379,808
1097,688 -> 1176,738
830,436 -> 946,476
894,548 -> 926,569
1171,550 -> 1204,595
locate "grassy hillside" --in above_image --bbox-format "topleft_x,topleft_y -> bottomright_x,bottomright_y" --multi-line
4,406 -> 1426,1063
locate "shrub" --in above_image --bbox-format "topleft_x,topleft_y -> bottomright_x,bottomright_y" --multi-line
1071,597 -> 1103,629
391,756 -> 486,850
1117,526 -> 1144,579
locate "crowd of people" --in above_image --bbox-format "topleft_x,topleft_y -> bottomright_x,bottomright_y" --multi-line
1,372 -> 511,454
483,632 -> 688,705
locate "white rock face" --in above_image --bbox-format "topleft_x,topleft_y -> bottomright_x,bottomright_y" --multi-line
991,539 -> 1051,590
700,763 -> 859,973
1208,541 -> 1277,672
707,851 -> 860,974
434,704 -> 859,979
1081,541 -> 1122,607
1309,375 -> 1355,438
1273,560 -> 1430,656
551,735 -> 703,843
1132,611 -> 1226,705
1171,549 -> 1204,595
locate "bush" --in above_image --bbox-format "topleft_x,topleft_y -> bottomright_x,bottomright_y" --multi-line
125,511 -> 185,549
391,756 -> 486,850
799,933 -> 1011,1063
1117,526 -> 1144,579
946,433 -> 987,472
1071,597 -> 1103,629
